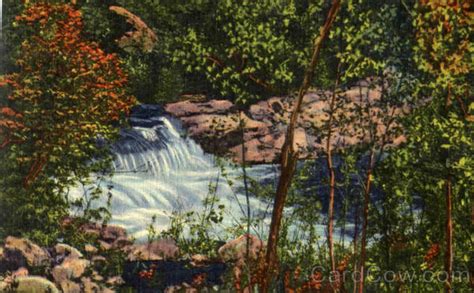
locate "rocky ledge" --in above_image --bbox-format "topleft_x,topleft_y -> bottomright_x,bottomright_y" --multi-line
165,82 -> 407,164
0,223 -> 265,292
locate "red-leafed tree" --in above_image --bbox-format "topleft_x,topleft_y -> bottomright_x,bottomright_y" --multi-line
0,2 -> 135,244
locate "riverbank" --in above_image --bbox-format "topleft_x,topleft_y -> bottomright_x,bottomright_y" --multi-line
0,221 -> 266,292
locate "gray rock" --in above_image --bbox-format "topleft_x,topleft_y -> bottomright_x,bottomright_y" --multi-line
126,239 -> 179,261
13,276 -> 59,293
52,256 -> 90,283
81,277 -> 100,293
165,99 -> 234,116
165,85 -> 404,163
84,244 -> 98,254
190,254 -> 209,267
91,255 -> 107,263
58,279 -> 81,293
98,240 -> 112,251
0,281 -> 8,291
3,236 -> 50,269
218,234 -> 264,263
106,276 -> 124,287
100,225 -> 127,243
112,236 -> 133,249
55,243 -> 83,259
12,267 -> 29,278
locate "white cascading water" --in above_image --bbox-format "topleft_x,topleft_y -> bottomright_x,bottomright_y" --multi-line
72,105 -> 278,240
70,105 -> 347,243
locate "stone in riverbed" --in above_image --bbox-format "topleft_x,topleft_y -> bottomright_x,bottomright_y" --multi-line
9,276 -> 59,293
100,225 -> 127,243
84,244 -> 98,254
106,275 -> 125,287
13,267 -> 29,278
190,254 -> 209,267
218,234 -> 264,263
54,243 -> 83,259
81,277 -> 101,293
165,85 -> 404,164
165,99 -> 235,116
126,239 -> 179,261
98,240 -> 112,251
112,236 -> 133,249
52,256 -> 90,284
2,236 -> 50,269
58,279 -> 81,293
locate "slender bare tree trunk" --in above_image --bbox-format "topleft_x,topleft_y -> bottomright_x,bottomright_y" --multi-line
326,63 -> 341,282
327,146 -> 337,275
238,111 -> 253,292
259,2 -> 341,292
353,200 -> 359,293
444,175 -> 453,293
443,87 -> 454,293
358,149 -> 375,293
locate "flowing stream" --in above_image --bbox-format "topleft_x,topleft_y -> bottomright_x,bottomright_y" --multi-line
71,104 -> 350,243
73,105 -> 278,240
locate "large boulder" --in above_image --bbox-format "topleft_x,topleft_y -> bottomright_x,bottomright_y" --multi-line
54,243 -> 83,259
7,276 -> 59,293
57,280 -> 81,293
165,99 -> 234,116
81,277 -> 101,293
52,256 -> 90,284
2,237 -> 50,270
126,239 -> 179,261
100,225 -> 127,243
218,234 -> 264,263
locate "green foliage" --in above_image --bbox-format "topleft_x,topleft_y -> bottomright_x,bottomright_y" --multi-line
159,173 -> 227,257
172,0 -> 336,105
0,3 -> 135,245
339,0 -> 414,81
81,0 -> 216,103
367,1 -> 473,291
0,1 -> 472,291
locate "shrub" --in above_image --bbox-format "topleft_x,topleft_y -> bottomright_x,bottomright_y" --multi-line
0,2 -> 135,245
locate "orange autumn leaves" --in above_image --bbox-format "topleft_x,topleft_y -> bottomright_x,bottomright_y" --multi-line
0,3 -> 136,186
0,106 -> 23,148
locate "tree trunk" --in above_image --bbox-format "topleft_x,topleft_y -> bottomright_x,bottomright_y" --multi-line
239,112 -> 253,292
358,150 -> 375,293
444,174 -> 453,293
327,154 -> 336,271
326,62 -> 341,281
259,1 -> 341,292
352,198 -> 359,293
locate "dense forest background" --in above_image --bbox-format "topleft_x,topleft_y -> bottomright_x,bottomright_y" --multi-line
0,0 -> 472,292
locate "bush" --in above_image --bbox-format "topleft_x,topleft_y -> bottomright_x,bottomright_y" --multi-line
0,2 -> 135,245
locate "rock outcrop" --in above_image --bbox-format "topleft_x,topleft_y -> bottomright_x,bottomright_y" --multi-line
165,83 -> 406,164
2,236 -> 50,270
0,222 -> 132,293
3,276 -> 60,293
125,239 -> 180,261
0,233 -> 272,292
218,234 -> 264,264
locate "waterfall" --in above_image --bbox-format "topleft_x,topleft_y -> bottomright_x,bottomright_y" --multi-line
69,104 -> 347,242
72,105 -> 278,240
